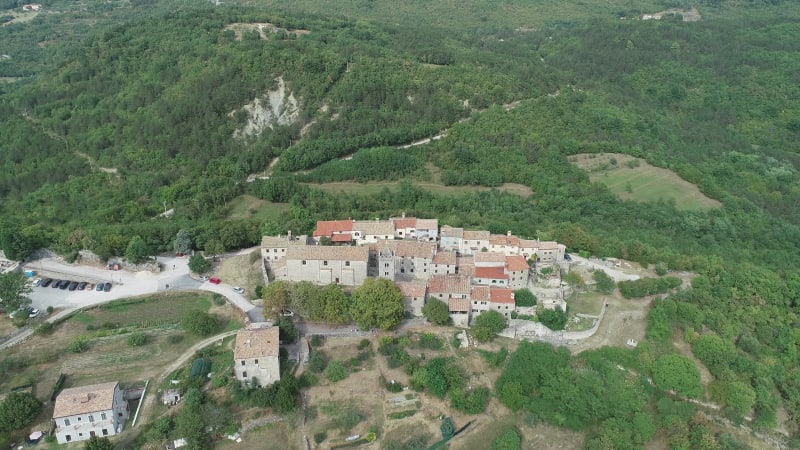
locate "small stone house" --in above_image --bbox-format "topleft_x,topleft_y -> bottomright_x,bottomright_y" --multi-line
53,382 -> 129,444
396,282 -> 427,317
234,326 -> 280,387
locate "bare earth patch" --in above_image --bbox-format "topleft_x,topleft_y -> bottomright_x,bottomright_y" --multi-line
223,22 -> 310,40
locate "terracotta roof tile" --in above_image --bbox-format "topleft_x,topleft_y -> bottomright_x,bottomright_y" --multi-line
440,225 -> 463,239
471,285 -> 490,302
474,252 -> 507,263
287,245 -> 369,261
474,266 -> 508,280
396,282 -> 427,298
353,220 -> 394,236
490,287 -> 515,304
539,241 -> 560,250
375,239 -> 435,258
427,274 -> 471,294
448,298 -> 470,312
391,217 -> 417,229
463,230 -> 490,240
313,220 -> 353,237
505,255 -> 529,271
235,327 -> 279,360
432,251 -> 457,265
330,234 -> 353,242
53,382 -> 118,418
415,218 -> 438,230
489,234 -> 520,247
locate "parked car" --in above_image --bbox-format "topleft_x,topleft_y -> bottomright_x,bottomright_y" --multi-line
103,283 -> 112,292
68,281 -> 78,291
86,283 -> 95,290
232,287 -> 245,295
96,283 -> 105,292
199,275 -> 210,281
77,282 -> 87,290
59,280 -> 70,290
41,278 -> 53,288
209,277 -> 221,285
28,308 -> 40,318
32,278 -> 42,287
51,279 -> 63,289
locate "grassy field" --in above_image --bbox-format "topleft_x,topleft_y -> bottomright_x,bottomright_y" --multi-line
570,153 -> 721,211
305,180 -> 533,197
567,291 -> 606,317
226,194 -> 290,221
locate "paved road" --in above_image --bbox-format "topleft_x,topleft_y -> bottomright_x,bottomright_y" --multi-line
1,255 -> 262,349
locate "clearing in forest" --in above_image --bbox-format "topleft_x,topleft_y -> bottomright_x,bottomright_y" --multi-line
570,153 -> 720,211
305,180 -> 533,197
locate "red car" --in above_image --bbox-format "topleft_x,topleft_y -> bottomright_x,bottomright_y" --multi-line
209,277 -> 221,285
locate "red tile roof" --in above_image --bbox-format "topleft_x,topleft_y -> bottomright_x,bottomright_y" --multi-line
474,266 -> 508,280
427,274 -> 471,294
505,255 -> 529,271
330,234 -> 353,242
490,234 -> 520,247
474,252 -> 507,264
391,217 -> 417,229
432,251 -> 457,265
313,220 -> 353,237
448,298 -> 470,312
490,288 -> 515,304
396,282 -> 427,298
471,285 -> 490,302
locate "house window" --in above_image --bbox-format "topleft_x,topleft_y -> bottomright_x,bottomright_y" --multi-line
410,268 -> 414,273
241,360 -> 245,366
89,415 -> 94,422
65,419 -> 70,426
101,413 -> 106,421
242,371 -> 247,378
384,263 -> 389,268
255,359 -> 259,365
77,417 -> 82,422
118,413 -> 123,417
90,431 -> 96,437
400,268 -> 405,273
323,260 -> 328,266
345,261 -> 350,267
79,433 -> 83,437
384,272 -> 389,276
66,435 -> 72,442
302,260 -> 307,265
102,429 -> 108,436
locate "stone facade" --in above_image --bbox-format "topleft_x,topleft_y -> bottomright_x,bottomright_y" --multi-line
53,382 -> 129,444
234,326 -> 280,387
283,246 -> 369,286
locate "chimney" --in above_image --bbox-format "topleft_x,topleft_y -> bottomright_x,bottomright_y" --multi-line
287,230 -> 292,241
402,212 -> 406,218
507,230 -> 512,237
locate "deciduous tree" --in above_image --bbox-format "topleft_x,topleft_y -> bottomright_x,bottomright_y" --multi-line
422,298 -> 450,325
262,281 -> 291,319
652,354 -> 702,398
472,310 -> 507,342
125,235 -> 149,264
181,310 -> 218,336
350,278 -> 404,330
84,435 -> 115,450
592,270 -> 616,294
0,272 -> 31,313
174,229 -> 192,254
188,254 -> 210,274
0,392 -> 41,432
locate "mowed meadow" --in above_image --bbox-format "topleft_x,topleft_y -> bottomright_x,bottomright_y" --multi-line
571,153 -> 721,211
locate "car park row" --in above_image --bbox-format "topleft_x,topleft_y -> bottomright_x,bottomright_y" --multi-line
38,278 -> 112,292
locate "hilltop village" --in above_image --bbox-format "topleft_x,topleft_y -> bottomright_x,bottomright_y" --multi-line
261,216 -> 565,326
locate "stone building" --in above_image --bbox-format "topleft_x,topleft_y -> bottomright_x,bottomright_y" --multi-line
234,326 -> 280,387
53,382 -> 129,444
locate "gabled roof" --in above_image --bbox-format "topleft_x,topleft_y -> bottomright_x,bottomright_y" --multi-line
287,245 -> 369,261
505,255 -> 529,271
427,274 -> 471,294
313,220 -> 353,237
53,382 -> 118,418
440,225 -> 464,239
538,241 -> 561,250
448,298 -> 470,312
474,252 -> 507,264
262,235 -> 311,247
490,234 -> 520,247
353,220 -> 394,236
471,285 -> 490,302
415,218 -> 438,230
396,282 -> 427,298
391,217 -> 417,229
235,327 -> 279,360
463,230 -> 490,240
375,239 -> 436,259
432,251 -> 457,266
474,266 -> 509,280
330,234 -> 353,243
490,287 -> 515,304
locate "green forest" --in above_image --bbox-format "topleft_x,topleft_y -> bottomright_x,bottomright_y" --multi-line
2,0 -> 800,448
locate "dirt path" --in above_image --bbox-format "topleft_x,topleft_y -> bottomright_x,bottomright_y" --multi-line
136,329 -> 238,425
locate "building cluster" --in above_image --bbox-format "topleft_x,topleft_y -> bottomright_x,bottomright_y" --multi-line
261,216 -> 565,325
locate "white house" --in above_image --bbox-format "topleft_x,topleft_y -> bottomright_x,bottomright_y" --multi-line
53,382 -> 129,444
234,326 -> 280,387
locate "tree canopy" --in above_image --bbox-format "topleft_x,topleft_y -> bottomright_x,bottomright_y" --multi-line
422,298 -> 450,325
0,272 -> 31,313
349,278 -> 404,330
0,392 -> 41,433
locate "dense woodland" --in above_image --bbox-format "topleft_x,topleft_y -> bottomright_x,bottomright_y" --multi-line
2,0 -> 800,448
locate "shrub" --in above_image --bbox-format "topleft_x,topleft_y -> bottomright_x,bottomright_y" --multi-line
310,335 -> 325,347
212,375 -> 228,388
387,410 -> 416,419
46,306 -> 54,314
472,310 -> 507,342
478,347 -> 508,368
181,310 -> 218,336
326,360 -> 348,382
309,351 -> 327,373
422,298 -> 451,325
34,322 -> 54,336
450,386 -> 490,414
313,432 -> 327,444
418,333 -> 443,350
212,294 -> 226,306
68,336 -> 90,353
514,290 -> 537,307
358,338 -> 370,350
167,334 -> 184,344
538,308 -> 567,331
127,332 -> 147,346
492,428 -> 521,450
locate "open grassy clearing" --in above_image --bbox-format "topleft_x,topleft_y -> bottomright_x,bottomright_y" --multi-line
226,194 -> 289,221
567,291 -> 606,316
215,251 -> 264,302
305,180 -> 533,197
570,153 -> 720,211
